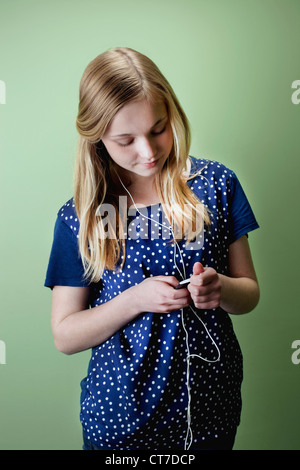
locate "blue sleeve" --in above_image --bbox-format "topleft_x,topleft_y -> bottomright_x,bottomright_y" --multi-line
44,217 -> 89,288
228,171 -> 259,243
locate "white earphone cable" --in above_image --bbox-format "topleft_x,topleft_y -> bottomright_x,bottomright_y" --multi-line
116,173 -> 220,450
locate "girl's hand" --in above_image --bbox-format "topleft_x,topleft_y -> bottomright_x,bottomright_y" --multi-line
134,276 -> 191,314
188,262 -> 222,310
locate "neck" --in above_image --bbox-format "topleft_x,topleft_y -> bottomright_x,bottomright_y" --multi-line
116,172 -> 160,208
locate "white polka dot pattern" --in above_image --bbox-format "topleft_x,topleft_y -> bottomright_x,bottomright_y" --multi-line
56,158 -> 259,449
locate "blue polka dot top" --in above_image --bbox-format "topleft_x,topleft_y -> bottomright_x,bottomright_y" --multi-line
45,157 -> 259,450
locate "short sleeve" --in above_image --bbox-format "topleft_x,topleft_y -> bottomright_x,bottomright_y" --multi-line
44,216 -> 89,288
228,171 -> 259,243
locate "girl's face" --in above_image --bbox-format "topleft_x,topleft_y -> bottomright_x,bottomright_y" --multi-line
101,99 -> 173,183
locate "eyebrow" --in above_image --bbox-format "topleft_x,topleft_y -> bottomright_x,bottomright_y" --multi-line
110,116 -> 168,138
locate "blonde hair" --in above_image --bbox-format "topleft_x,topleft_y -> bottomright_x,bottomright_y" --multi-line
74,47 -> 210,283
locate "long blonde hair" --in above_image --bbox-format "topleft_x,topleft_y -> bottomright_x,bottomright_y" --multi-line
74,47 -> 210,283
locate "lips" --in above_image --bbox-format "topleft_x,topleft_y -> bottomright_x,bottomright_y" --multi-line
143,159 -> 158,168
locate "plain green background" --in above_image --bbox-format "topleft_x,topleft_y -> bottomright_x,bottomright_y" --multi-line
0,0 -> 299,450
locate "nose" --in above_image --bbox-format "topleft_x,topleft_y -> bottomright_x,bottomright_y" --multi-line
137,137 -> 156,160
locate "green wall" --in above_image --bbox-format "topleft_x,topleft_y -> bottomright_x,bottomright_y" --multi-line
0,0 -> 299,450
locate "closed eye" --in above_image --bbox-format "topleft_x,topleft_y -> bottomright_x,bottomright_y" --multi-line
117,127 -> 166,147
118,140 -> 134,147
152,126 -> 166,136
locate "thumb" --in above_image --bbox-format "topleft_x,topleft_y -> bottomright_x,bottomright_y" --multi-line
193,262 -> 205,276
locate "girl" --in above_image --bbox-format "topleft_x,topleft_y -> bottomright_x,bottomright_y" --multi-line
45,47 -> 260,450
